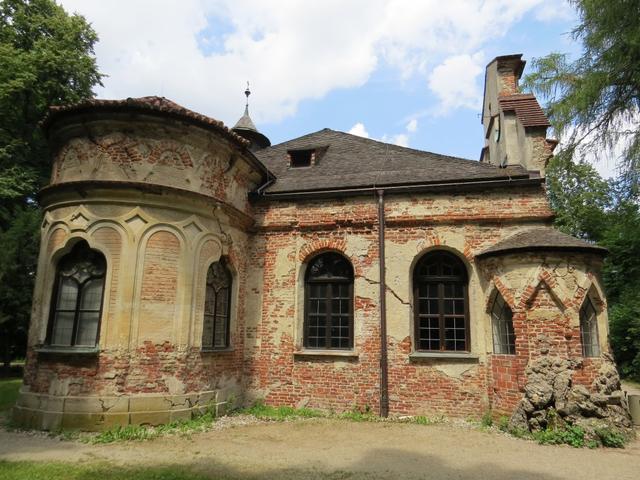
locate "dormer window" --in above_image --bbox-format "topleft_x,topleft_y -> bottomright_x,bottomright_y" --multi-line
288,149 -> 315,168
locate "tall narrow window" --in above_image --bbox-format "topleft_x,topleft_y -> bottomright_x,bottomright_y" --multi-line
202,259 -> 232,350
580,297 -> 600,357
414,251 -> 469,352
491,293 -> 515,354
47,241 -> 106,348
304,252 -> 354,349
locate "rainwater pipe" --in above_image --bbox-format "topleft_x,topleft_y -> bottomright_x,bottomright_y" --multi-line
377,189 -> 389,418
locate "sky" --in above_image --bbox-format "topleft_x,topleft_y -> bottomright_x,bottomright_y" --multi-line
57,0 -> 616,177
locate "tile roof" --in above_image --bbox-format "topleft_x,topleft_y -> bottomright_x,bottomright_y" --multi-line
477,227 -> 607,257
42,96 -> 251,149
498,94 -> 550,128
255,129 -> 531,194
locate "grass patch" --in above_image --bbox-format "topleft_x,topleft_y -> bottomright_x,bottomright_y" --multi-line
0,460 -> 211,480
0,378 -> 21,412
480,411 -> 493,428
594,427 -> 627,448
533,424 -> 587,448
499,418 -> 629,449
241,401 -> 324,421
337,406 -> 378,422
90,411 -> 217,444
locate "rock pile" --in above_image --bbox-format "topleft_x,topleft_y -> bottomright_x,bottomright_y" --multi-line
509,353 -> 633,434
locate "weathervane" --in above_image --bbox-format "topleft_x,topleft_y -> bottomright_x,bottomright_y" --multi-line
245,81 -> 251,108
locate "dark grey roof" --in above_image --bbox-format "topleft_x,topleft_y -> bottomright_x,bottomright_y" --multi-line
477,228 -> 607,257
233,105 -> 258,131
255,129 -> 531,194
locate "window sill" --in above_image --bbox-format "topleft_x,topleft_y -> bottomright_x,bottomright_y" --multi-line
35,346 -> 99,355
201,347 -> 234,354
294,349 -> 359,359
409,351 -> 479,361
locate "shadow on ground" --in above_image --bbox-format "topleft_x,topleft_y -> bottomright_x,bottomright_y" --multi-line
1,448 -> 568,480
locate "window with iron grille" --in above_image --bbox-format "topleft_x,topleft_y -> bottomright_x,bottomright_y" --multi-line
491,293 -> 516,354
580,297 -> 600,357
414,251 -> 469,352
304,252 -> 354,349
202,259 -> 232,350
46,241 -> 106,348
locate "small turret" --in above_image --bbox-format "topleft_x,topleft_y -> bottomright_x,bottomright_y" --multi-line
232,83 -> 271,151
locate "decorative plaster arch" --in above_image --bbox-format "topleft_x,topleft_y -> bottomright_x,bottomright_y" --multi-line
517,267 -> 572,311
485,276 -> 517,313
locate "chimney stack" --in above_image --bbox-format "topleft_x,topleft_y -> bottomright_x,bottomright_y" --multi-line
480,54 -> 554,176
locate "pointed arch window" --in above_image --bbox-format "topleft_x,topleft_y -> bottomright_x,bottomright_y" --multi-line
202,259 -> 232,350
304,252 -> 354,349
414,251 -> 469,352
46,241 -> 106,348
491,293 -> 515,354
580,297 -> 600,357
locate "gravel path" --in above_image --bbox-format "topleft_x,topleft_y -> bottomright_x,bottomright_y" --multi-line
1,418 -> 639,479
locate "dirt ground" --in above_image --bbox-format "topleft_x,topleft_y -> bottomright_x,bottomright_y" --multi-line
1,418 -> 639,480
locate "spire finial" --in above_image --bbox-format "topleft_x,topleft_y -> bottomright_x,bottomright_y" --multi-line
244,81 -> 251,108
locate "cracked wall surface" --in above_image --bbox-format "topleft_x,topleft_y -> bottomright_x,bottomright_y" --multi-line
18,111 -> 613,430
243,189 -> 608,417
17,115 -> 258,430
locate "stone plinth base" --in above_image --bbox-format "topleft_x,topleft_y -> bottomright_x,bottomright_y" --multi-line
12,389 -> 224,431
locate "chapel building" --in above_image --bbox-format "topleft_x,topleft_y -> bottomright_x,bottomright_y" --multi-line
14,54 -> 612,430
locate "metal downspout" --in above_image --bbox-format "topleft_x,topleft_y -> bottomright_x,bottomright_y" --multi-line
377,189 -> 389,418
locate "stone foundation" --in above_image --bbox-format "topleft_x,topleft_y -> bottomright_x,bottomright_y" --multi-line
12,389 -> 226,431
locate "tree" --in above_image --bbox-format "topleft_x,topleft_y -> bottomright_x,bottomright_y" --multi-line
0,0 -> 103,370
523,0 -> 640,190
545,154 -> 611,241
545,155 -> 640,380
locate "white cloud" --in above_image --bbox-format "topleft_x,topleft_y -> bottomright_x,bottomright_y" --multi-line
535,0 -> 574,22
428,52 -> 484,114
554,109 -> 640,179
385,133 -> 409,147
354,118 -> 413,148
348,122 -> 370,138
58,0 -> 563,126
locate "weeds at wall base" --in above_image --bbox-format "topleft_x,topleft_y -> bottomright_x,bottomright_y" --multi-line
496,416 -> 630,449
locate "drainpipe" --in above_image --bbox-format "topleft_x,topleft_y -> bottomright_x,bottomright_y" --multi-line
377,189 -> 389,418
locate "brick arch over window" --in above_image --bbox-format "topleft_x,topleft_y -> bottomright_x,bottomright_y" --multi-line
46,240 -> 106,348
299,238 -> 347,262
413,250 -> 469,352
304,251 -> 354,350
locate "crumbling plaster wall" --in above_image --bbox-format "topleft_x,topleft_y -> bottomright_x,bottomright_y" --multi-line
243,185 -> 606,417
479,252 -> 609,414
49,115 -> 261,216
16,117 -> 260,430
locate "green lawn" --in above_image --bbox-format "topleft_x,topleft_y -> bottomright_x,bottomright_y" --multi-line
0,378 -> 21,412
0,461 -> 214,480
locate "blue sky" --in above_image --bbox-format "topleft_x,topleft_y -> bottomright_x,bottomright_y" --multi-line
59,0 -> 582,164
274,14 -> 579,161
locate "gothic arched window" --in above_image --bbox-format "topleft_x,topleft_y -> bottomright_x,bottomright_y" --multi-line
580,297 -> 600,357
304,252 -> 354,350
46,241 -> 106,348
491,293 -> 515,354
202,259 -> 232,350
414,251 -> 469,352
